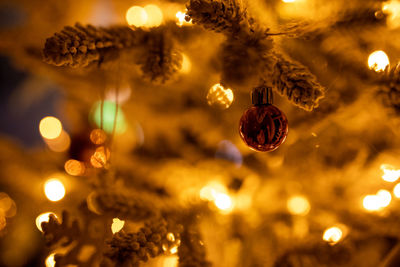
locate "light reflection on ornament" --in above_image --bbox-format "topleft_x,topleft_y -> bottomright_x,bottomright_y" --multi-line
126,6 -> 148,27
287,195 -> 310,216
206,83 -> 234,109
323,226 -> 344,245
381,164 -> 400,182
44,179 -> 66,202
36,212 -> 57,232
368,50 -> 390,72
39,116 -> 62,140
111,218 -> 125,234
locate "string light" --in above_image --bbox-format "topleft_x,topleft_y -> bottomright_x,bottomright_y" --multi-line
206,83 -> 234,109
36,212 -> 57,232
381,164 -> 400,182
39,116 -> 62,140
126,6 -> 148,27
199,181 -> 234,213
394,183 -> 400,198
176,11 -> 192,26
44,178 -> 65,202
45,253 -> 56,267
323,226 -> 344,245
64,159 -> 85,176
383,0 -> 400,29
287,195 -> 311,216
363,189 -> 392,211
368,50 -> 390,72
111,218 -> 125,234
144,5 -> 163,27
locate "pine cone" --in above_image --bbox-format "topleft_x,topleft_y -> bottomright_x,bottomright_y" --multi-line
43,23 -> 146,67
272,54 -> 325,111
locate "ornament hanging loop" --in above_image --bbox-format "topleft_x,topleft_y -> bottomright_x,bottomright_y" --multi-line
251,86 -> 273,105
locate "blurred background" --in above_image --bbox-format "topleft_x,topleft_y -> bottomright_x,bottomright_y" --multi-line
1,0 -> 400,266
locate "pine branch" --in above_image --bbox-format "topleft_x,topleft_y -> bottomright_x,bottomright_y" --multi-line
377,63 -> 400,115
43,23 -> 147,67
271,54 -> 325,111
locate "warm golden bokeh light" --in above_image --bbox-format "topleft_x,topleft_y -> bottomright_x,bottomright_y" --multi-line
162,256 -> 178,267
0,215 -> 5,232
176,11 -> 192,26
39,116 -> 62,140
64,159 -> 85,176
381,164 -> 400,182
368,50 -> 390,72
180,53 -> 192,74
200,181 -> 234,213
383,0 -> 400,29
287,195 -> 311,216
111,218 -> 125,234
44,179 -> 66,202
90,129 -> 107,145
166,232 -> 175,242
126,6 -> 148,27
44,130 -> 71,152
45,253 -> 56,267
206,83 -> 234,109
0,193 -> 16,218
36,212 -> 57,232
394,183 -> 400,198
282,0 -> 296,2
323,226 -> 343,245
363,190 -> 392,212
90,146 -> 110,168
144,5 -> 163,27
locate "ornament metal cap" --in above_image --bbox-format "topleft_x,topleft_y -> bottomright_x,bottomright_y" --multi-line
251,86 -> 273,105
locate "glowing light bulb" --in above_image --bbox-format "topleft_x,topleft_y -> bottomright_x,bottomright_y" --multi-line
323,226 -> 343,245
44,179 -> 65,202
368,50 -> 390,72
214,193 -> 233,212
381,164 -> 400,182
206,83 -> 234,109
180,53 -> 192,74
363,195 -> 382,211
45,253 -> 56,267
111,218 -> 125,234
176,11 -> 192,26
39,116 -> 62,140
144,5 -> 163,27
394,183 -> 400,198
36,212 -> 57,232
377,189 -> 392,207
287,195 -> 311,216
64,159 -> 85,176
126,6 -> 148,27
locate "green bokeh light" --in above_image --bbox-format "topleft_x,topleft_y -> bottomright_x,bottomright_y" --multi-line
91,101 -> 127,134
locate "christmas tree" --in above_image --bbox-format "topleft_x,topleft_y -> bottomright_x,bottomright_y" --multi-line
1,0 -> 400,266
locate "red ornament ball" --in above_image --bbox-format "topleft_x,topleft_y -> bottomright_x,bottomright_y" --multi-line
239,105 -> 288,152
